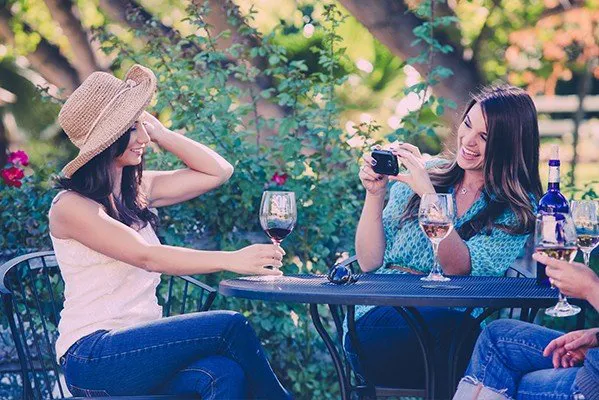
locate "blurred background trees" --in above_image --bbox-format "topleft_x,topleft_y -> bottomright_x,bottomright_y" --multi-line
0,1 -> 597,398
0,0 -> 597,182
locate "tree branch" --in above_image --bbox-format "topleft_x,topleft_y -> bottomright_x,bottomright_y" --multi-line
0,7 -> 80,95
98,0 -> 181,43
338,0 -> 484,127
98,0 -> 284,137
198,0 -> 272,89
43,0 -> 102,78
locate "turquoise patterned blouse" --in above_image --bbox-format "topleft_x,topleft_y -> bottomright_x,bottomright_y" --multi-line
354,180 -> 533,321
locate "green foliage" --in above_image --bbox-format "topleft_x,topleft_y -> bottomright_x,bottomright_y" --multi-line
0,1 -> 461,397
388,0 -> 457,144
0,160 -> 57,254
91,3 -> 369,398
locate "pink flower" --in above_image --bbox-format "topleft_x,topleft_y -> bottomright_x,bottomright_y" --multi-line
1,166 -> 25,188
7,150 -> 29,166
271,172 -> 288,186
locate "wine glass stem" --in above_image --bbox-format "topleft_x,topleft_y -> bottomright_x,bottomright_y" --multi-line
431,241 -> 442,275
583,251 -> 590,267
558,291 -> 569,307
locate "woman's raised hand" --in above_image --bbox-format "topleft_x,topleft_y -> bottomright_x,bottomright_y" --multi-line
139,111 -> 167,143
389,142 -> 435,197
228,244 -> 285,276
359,152 -> 388,196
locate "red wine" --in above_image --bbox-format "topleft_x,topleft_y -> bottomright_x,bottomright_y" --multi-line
420,221 -> 453,241
265,227 -> 292,243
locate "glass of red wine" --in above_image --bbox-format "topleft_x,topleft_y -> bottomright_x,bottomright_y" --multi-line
260,191 -> 296,274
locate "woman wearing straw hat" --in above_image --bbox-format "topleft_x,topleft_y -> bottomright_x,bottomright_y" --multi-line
48,65 -> 291,399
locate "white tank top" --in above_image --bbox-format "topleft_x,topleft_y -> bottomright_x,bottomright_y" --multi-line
50,191 -> 163,361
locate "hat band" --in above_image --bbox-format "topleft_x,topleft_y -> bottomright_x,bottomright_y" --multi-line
81,79 -> 140,146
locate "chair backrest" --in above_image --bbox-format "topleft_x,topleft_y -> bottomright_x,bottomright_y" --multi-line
0,251 -> 216,399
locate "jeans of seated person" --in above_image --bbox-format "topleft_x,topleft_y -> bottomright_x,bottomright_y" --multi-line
344,306 -> 479,399
61,310 -> 291,399
453,319 -> 584,400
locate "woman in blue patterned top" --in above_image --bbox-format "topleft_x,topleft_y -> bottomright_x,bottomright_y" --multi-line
346,85 -> 543,397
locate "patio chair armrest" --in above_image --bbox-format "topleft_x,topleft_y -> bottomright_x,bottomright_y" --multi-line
179,275 -> 217,311
0,251 -> 55,295
504,265 -> 533,278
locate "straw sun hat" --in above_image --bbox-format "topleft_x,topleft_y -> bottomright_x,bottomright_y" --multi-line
58,64 -> 157,178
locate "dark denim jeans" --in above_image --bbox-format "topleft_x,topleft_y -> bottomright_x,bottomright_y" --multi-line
454,319 -> 584,400
61,310 -> 291,399
343,306 -> 479,399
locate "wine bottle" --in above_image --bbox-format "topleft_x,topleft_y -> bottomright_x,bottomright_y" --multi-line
538,144 -> 569,214
536,145 -> 570,286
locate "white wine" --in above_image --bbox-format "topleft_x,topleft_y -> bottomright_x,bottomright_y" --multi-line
420,221 -> 453,242
577,234 -> 599,252
535,246 -> 578,263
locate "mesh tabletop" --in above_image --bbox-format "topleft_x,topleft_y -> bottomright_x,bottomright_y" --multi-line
219,274 -> 571,308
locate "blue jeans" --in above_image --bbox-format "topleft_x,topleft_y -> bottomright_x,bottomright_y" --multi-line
454,319 -> 583,400
344,306 -> 478,399
61,311 -> 292,399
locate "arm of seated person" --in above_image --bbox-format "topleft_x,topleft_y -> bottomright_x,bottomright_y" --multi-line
49,192 -> 281,276
140,112 -> 234,208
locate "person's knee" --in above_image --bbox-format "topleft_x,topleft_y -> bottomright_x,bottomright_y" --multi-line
211,310 -> 248,328
484,319 -> 527,345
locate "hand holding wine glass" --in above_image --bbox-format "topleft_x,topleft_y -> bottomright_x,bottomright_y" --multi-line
259,191 -> 296,274
571,200 -> 599,267
419,193 -> 455,282
534,212 -> 581,317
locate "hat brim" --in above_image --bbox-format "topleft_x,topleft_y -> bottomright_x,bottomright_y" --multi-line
62,65 -> 156,178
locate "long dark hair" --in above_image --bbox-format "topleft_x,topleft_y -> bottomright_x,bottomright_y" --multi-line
401,84 -> 542,239
56,128 -> 158,230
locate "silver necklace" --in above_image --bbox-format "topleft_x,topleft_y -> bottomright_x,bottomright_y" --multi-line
460,187 -> 468,195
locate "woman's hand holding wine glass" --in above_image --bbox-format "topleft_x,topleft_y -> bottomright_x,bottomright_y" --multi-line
259,191 -> 296,276
228,244 -> 285,276
534,212 -> 581,317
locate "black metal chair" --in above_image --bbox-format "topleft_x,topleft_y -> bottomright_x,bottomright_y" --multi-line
327,255 -> 563,399
0,251 -> 217,400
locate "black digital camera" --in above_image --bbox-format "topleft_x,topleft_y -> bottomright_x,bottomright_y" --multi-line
371,149 -> 400,176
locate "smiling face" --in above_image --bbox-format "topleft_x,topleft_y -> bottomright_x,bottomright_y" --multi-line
456,103 -> 488,172
114,121 -> 150,168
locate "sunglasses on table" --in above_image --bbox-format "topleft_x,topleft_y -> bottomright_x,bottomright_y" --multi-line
327,262 -> 359,285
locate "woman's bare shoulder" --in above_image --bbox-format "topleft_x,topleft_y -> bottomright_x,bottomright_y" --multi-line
50,191 -> 104,238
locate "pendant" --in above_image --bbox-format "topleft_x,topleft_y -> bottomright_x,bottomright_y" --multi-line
460,187 -> 468,195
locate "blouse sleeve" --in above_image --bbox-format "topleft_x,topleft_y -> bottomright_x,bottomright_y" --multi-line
464,210 -> 530,277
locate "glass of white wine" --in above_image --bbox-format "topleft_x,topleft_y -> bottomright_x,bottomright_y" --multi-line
419,193 -> 455,282
571,200 -> 599,267
534,212 -> 580,317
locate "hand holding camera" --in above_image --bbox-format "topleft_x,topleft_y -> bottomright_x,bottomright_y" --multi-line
359,142 -> 436,197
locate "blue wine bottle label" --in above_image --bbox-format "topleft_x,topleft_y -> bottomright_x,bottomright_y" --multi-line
542,214 -> 557,243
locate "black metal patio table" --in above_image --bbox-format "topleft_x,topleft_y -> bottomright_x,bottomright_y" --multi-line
219,273 -> 568,400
